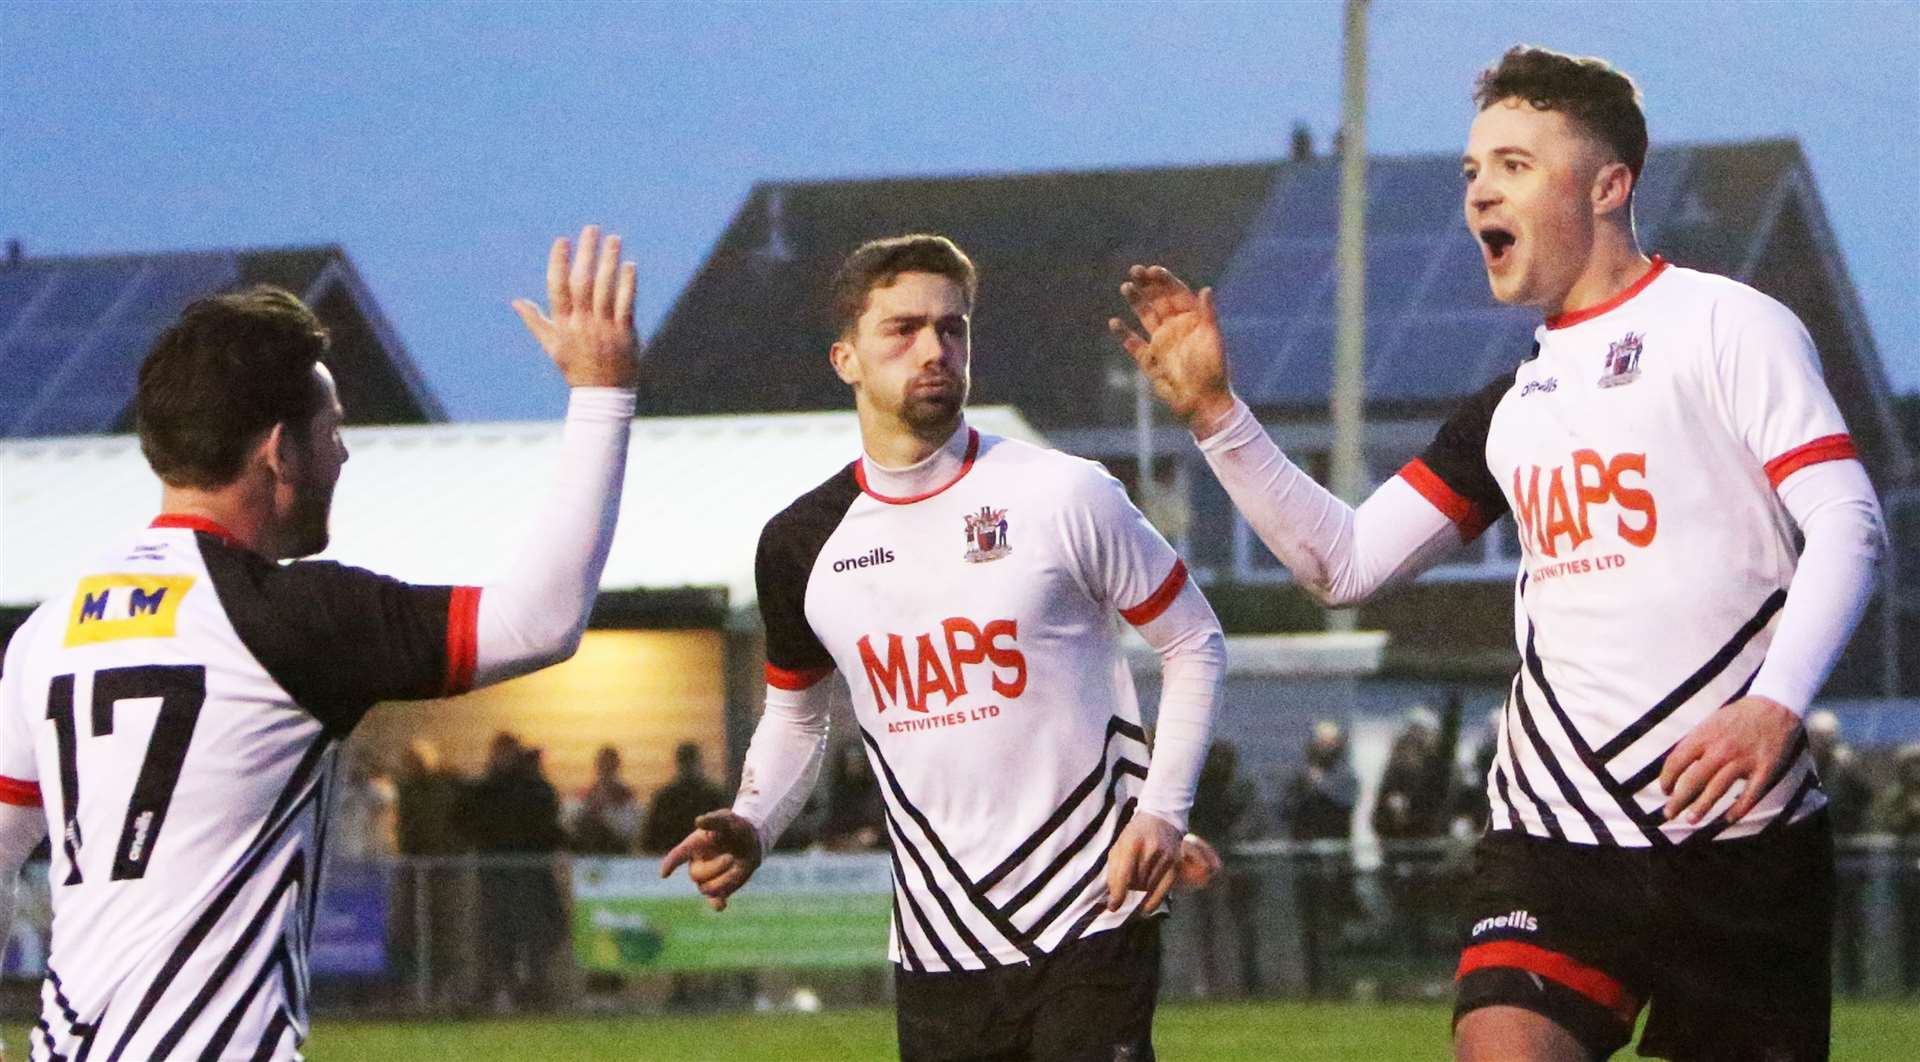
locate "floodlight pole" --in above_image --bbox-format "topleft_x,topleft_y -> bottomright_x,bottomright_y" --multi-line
1329,0 -> 1369,633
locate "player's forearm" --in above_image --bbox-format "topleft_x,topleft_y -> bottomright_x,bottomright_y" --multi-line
1132,583 -> 1226,832
1749,461 -> 1885,715
1195,398 -> 1457,605
731,681 -> 832,856
472,387 -> 634,686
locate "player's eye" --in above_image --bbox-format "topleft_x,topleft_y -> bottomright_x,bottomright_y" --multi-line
1504,158 -> 1525,173
1461,167 -> 1477,184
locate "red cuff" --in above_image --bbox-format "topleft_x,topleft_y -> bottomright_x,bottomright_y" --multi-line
1399,459 -> 1494,542
1121,560 -> 1189,626
0,776 -> 41,808
444,586 -> 481,695
1765,434 -> 1857,489
766,663 -> 832,691
1458,940 -> 1639,1024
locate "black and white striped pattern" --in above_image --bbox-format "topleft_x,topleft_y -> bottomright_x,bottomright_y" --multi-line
1487,583 -> 1825,847
867,717 -> 1150,972
33,739 -> 337,1062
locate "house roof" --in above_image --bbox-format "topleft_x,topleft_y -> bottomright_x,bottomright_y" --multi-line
0,406 -> 1046,608
641,141 -> 1907,479
0,245 -> 444,438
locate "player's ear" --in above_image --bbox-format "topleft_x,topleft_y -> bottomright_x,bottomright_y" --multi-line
829,339 -> 861,387
261,422 -> 302,483
1592,160 -> 1634,218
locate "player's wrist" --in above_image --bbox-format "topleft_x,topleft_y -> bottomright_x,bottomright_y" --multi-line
1184,390 -> 1241,441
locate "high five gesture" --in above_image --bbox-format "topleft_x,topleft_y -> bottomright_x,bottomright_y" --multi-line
1108,264 -> 1235,437
513,224 -> 640,390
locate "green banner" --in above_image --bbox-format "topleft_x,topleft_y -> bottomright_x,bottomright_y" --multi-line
572,852 -> 894,971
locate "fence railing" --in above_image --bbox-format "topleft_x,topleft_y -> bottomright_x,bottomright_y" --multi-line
5,836 -> 1917,1017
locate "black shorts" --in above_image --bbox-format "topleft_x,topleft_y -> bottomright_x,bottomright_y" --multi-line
895,916 -> 1161,1062
1453,811 -> 1833,1061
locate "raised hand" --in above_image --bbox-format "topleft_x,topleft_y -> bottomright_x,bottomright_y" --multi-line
659,809 -> 763,912
1104,811 -> 1184,914
1659,695 -> 1800,825
1108,265 -> 1236,436
513,224 -> 640,390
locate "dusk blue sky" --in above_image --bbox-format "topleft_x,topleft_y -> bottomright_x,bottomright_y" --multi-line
5,1 -> 1915,421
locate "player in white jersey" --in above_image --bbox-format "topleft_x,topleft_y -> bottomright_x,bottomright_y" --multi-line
1111,48 -> 1883,1062
0,228 -> 640,1061
660,235 -> 1227,1061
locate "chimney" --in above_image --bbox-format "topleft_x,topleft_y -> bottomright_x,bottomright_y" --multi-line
1290,123 -> 1314,162
4,239 -> 18,268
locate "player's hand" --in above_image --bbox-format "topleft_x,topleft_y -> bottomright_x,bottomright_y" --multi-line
1105,811 -> 1184,913
659,809 -> 763,912
1108,265 -> 1236,437
1659,695 -> 1799,825
1174,833 -> 1224,892
513,224 -> 640,389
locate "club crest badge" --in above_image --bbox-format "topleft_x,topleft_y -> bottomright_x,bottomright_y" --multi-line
1598,331 -> 1643,389
963,505 -> 1011,564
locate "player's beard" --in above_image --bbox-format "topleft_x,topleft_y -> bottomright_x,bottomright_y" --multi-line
281,479 -> 334,558
900,373 -> 966,434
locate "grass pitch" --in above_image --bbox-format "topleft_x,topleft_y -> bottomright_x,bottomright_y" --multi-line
283,999 -> 1919,1061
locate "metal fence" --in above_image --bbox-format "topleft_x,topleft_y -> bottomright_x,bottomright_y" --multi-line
6,838 -> 1918,1018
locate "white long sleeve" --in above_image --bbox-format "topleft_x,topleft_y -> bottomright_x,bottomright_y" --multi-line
1748,459 -> 1886,716
731,680 -> 832,855
1195,398 -> 1464,606
0,802 -> 45,991
1131,579 -> 1225,833
472,387 -> 634,687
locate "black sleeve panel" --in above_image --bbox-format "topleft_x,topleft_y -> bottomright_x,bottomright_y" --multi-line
755,465 -> 862,678
198,535 -> 454,735
1414,370 -> 1519,520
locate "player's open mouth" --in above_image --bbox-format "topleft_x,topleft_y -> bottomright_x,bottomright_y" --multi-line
1479,226 -> 1517,264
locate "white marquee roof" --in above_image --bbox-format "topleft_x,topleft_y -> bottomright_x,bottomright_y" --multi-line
0,407 -> 1047,608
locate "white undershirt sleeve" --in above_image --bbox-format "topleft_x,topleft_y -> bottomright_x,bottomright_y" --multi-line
1748,459 -> 1885,716
1195,398 -> 1464,606
1131,580 -> 1225,834
471,387 -> 634,687
731,680 -> 833,856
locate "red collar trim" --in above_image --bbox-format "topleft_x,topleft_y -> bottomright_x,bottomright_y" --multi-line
855,429 -> 980,505
1544,256 -> 1668,331
150,514 -> 243,547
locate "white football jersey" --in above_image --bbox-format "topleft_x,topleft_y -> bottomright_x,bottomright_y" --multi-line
0,516 -> 477,1060
754,430 -> 1190,971
1401,259 -> 1855,846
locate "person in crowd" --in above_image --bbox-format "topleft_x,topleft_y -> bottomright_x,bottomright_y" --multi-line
1372,696 -> 1463,954
392,738 -> 465,998
1808,709 -> 1873,993
460,733 -> 567,1011
641,742 -> 728,855
567,744 -> 643,855
819,743 -> 886,851
1282,720 -> 1358,994
1876,743 -> 1920,993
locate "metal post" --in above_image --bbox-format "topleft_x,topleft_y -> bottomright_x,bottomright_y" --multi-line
414,860 -> 432,1009
1136,368 -> 1156,511
1329,0 -> 1371,634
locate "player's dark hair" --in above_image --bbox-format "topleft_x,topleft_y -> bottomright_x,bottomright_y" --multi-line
827,234 -> 977,339
136,285 -> 330,488
1475,46 -> 1648,184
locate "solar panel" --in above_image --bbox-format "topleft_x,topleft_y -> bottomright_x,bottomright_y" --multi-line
1366,317 -> 1509,402
0,270 -> 52,333
0,339 -> 76,432
1369,159 -> 1467,237
1217,239 -> 1333,320
31,262 -> 145,329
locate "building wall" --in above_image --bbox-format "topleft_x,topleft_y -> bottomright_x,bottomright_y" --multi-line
353,628 -> 729,798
